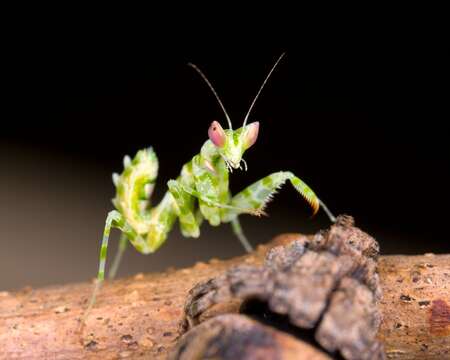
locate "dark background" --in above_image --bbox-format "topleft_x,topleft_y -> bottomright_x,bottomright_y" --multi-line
1,28 -> 448,290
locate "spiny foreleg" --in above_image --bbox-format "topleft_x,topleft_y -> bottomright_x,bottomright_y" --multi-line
177,183 -> 257,215
222,171 -> 336,222
288,173 -> 336,222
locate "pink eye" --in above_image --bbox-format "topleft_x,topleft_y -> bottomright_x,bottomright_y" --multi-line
208,121 -> 226,147
243,121 -> 259,149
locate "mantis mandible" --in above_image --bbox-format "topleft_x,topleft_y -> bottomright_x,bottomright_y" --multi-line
84,53 -> 336,320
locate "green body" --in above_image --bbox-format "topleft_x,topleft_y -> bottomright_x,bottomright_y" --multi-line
97,130 -> 334,282
84,54 -> 336,323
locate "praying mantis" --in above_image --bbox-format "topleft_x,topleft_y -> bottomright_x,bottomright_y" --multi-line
84,53 -> 336,320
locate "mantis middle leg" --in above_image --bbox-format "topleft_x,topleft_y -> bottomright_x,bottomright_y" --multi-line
84,197 -> 176,324
231,217 -> 253,252
83,210 -> 138,322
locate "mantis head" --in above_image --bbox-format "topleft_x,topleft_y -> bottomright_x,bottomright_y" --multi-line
189,52 -> 285,171
208,120 -> 259,170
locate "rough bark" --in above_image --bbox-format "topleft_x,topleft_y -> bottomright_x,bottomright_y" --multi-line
183,216 -> 385,359
378,253 -> 450,359
0,234 -> 448,359
170,314 -> 331,360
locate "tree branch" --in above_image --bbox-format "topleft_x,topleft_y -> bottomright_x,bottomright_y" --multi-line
0,233 -> 448,359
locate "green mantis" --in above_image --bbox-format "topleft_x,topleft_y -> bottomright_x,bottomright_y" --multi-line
84,53 -> 336,319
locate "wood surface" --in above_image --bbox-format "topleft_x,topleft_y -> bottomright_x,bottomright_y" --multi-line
0,234 -> 448,359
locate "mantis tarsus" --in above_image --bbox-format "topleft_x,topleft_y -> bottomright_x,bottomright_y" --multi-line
84,53 -> 336,321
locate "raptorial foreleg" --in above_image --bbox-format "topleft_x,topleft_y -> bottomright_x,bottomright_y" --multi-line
176,182 -> 256,215
222,171 -> 336,222
167,180 -> 201,238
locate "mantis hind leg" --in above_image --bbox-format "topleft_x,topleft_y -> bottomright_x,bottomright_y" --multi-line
108,233 -> 128,280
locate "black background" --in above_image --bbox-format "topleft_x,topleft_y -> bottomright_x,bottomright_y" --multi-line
1,20 -> 448,289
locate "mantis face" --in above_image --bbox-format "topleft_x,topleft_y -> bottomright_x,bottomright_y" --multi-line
191,53 -> 285,171
208,120 -> 259,170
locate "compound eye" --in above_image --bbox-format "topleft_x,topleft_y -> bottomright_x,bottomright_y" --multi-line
243,121 -> 259,149
208,121 -> 226,147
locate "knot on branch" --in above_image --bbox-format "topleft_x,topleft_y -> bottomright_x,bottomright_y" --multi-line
178,215 -> 385,360
170,314 -> 331,360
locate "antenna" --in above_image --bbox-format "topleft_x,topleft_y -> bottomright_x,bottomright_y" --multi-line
188,63 -> 233,130
242,53 -> 286,127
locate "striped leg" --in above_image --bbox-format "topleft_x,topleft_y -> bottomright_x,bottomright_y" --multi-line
83,210 -> 151,324
222,171 -> 336,222
108,233 -> 128,280
82,210 -> 129,323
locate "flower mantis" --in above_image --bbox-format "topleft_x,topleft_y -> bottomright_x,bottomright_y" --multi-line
84,53 -> 336,321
